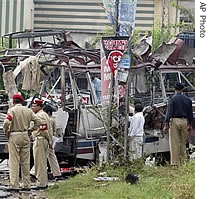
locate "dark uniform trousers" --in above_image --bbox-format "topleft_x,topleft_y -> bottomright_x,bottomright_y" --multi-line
8,132 -> 30,189
169,118 -> 188,165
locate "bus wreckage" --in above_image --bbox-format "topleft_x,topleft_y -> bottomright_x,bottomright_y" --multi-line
0,30 -> 195,167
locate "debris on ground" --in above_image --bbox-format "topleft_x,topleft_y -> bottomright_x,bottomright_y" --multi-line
93,176 -> 120,181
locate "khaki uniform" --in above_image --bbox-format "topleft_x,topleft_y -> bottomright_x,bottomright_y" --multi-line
32,110 -> 52,187
3,104 -> 41,190
48,116 -> 62,177
169,118 -> 188,165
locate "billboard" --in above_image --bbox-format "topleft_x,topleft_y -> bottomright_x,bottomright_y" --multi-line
101,36 -> 129,105
103,0 -> 137,36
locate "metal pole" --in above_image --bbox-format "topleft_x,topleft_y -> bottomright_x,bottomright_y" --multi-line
123,72 -> 130,159
114,0 -> 120,36
106,76 -> 113,163
106,0 -> 119,163
123,37 -> 132,159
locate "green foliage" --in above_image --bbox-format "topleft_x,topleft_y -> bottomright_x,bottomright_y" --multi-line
0,36 -> 17,49
89,25 -> 114,47
151,20 -> 174,52
102,25 -> 115,36
131,27 -> 141,46
151,21 -> 164,52
173,19 -> 195,33
48,160 -> 195,199
171,1 -> 195,32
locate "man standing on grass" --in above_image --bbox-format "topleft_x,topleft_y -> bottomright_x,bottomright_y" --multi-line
163,82 -> 193,166
128,103 -> 145,160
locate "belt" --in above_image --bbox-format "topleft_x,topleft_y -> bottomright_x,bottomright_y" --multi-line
172,116 -> 187,119
10,131 -> 28,135
34,136 -> 45,140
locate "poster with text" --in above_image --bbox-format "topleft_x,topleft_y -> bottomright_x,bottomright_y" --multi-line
101,36 -> 129,105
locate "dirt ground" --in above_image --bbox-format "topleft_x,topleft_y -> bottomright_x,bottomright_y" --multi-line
0,171 -> 58,199
0,158 -> 82,199
0,159 -> 74,199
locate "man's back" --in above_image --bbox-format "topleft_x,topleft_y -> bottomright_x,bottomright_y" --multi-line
8,105 -> 36,130
3,104 -> 40,134
169,93 -> 193,124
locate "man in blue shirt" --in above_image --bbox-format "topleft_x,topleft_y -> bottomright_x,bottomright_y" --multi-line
163,82 -> 193,166
91,73 -> 102,104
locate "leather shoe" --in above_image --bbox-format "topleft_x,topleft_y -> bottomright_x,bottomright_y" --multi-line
54,176 -> 65,181
3,187 -> 19,192
31,185 -> 48,190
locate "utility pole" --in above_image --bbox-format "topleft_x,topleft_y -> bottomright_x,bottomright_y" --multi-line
114,0 -> 120,37
122,34 -> 132,159
106,0 -> 119,163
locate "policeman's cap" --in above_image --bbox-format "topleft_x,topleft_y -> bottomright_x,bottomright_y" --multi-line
174,82 -> 184,90
12,93 -> 24,102
33,98 -> 43,106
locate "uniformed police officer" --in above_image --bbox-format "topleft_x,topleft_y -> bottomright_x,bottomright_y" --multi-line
30,99 -> 52,190
3,94 -> 41,192
163,82 -> 193,166
43,104 -> 63,181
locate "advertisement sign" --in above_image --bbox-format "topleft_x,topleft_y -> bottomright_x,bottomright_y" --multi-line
103,0 -> 137,36
103,0 -> 115,24
119,51 -> 131,69
101,36 -> 129,104
116,69 -> 129,82
118,0 -> 137,36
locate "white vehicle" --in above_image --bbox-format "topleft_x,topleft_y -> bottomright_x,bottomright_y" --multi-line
0,30 -> 105,167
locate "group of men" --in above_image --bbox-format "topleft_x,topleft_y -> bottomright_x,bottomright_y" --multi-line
3,93 -> 63,192
128,82 -> 194,166
2,80 -> 193,191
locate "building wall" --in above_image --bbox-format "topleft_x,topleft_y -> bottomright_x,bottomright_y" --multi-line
33,0 -> 155,34
0,0 -> 34,37
0,0 -> 189,40
32,0 -> 156,47
34,0 -> 109,33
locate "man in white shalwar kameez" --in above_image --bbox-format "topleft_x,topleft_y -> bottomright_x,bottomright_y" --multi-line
128,103 -> 145,160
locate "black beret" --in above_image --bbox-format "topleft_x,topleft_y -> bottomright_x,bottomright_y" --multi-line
174,82 -> 184,90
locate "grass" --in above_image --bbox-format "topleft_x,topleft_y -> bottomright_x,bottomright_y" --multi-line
48,159 -> 195,199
